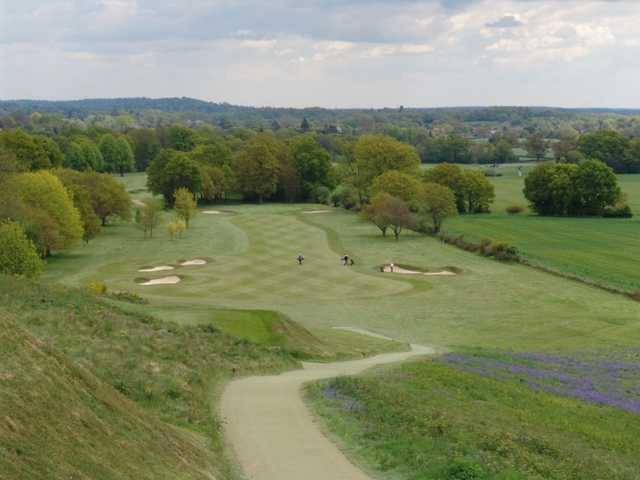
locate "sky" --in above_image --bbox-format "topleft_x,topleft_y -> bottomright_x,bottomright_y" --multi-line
1,0 -> 639,108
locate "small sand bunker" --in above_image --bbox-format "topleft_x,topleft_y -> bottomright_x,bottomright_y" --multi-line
138,265 -> 175,273
303,209 -> 331,214
203,210 -> 224,215
382,265 -> 456,276
180,259 -> 207,266
139,276 -> 181,286
132,199 -> 146,208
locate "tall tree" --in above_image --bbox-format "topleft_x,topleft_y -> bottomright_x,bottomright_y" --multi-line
352,134 -> 420,199
363,193 -> 415,240
232,134 -> 282,202
289,136 -> 333,200
136,199 -> 163,239
526,132 -> 549,161
418,183 -> 457,233
128,128 -> 160,171
147,149 -> 203,206
370,170 -> 422,210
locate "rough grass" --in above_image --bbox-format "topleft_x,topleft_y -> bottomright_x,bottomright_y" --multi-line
0,313 -> 217,480
307,359 -> 640,480
0,275 -> 299,479
444,166 -> 640,292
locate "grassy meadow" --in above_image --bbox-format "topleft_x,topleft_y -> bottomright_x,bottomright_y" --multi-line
439,164 -> 640,292
307,358 -> 640,480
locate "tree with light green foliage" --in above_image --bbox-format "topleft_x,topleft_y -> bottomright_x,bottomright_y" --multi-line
0,220 -> 43,278
136,199 -> 163,239
418,183 -> 457,233
370,170 -> 422,210
174,187 -> 197,228
352,134 -> 420,200
100,134 -> 134,175
4,171 -> 83,256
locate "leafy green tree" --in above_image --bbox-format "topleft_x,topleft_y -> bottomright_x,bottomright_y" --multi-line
353,134 -> 420,199
418,183 -> 457,233
578,130 -> 635,173
79,171 -> 132,226
290,136 -> 333,200
173,187 -> 197,228
370,170 -> 422,210
65,138 -> 103,171
53,169 -> 102,243
462,170 -> 495,213
493,139 -> 517,164
6,171 -> 83,256
190,141 -> 233,167
0,129 -> 51,170
0,220 -> 43,278
572,159 -> 621,215
232,134 -> 282,202
147,149 -> 203,206
136,198 -> 163,239
524,161 -> 620,216
166,125 -> 196,152
34,136 -> 64,168
200,165 -> 235,202
423,163 -> 467,212
526,132 -> 548,161
127,128 -> 160,171
363,193 -> 415,240
330,185 -> 359,209
100,134 -> 134,175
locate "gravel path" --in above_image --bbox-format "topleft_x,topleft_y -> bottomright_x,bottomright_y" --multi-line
220,340 -> 433,480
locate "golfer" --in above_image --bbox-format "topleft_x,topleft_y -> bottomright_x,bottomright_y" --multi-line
297,253 -> 305,265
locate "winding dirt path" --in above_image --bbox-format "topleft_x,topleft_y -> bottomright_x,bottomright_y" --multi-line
220,341 -> 433,480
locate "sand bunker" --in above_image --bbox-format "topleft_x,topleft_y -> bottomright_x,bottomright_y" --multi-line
203,210 -> 224,215
180,259 -> 207,266
132,199 -> 146,208
303,209 -> 331,214
139,276 -> 181,286
382,265 -> 456,276
138,265 -> 175,273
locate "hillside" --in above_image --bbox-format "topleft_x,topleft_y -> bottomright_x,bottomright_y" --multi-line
0,313 -> 217,480
0,275 -> 300,479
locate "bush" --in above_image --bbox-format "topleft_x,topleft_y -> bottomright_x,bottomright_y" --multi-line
602,204 -> 633,218
0,220 -> 43,278
107,290 -> 149,304
439,233 -> 519,262
505,205 -> 524,215
86,280 -> 107,295
330,185 -> 359,210
446,458 -> 486,480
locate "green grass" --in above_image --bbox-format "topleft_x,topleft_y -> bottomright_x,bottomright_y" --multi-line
44,178 -> 640,352
307,359 -> 640,480
210,309 -> 408,360
0,312 -> 218,480
0,275 -> 299,479
442,166 -> 640,292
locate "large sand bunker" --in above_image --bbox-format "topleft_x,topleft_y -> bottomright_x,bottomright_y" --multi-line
382,265 -> 456,276
180,258 -> 208,266
139,276 -> 181,286
138,265 -> 175,273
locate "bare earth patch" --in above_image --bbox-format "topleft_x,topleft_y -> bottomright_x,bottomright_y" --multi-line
138,265 -> 175,273
139,276 -> 181,286
180,259 -> 207,266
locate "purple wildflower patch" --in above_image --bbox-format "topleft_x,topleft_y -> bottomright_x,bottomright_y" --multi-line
440,349 -> 640,414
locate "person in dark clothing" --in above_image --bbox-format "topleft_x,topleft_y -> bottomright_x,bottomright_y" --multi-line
349,258 -> 355,266
297,253 -> 305,265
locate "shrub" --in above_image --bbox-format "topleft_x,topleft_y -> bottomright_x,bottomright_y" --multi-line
446,458 -> 486,480
506,205 -> 524,215
107,290 -> 149,304
86,280 -> 107,295
0,220 -> 43,278
602,204 -> 633,218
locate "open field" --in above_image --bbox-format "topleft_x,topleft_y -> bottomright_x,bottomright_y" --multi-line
438,165 -> 640,292
44,176 -> 640,353
307,358 -> 640,480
